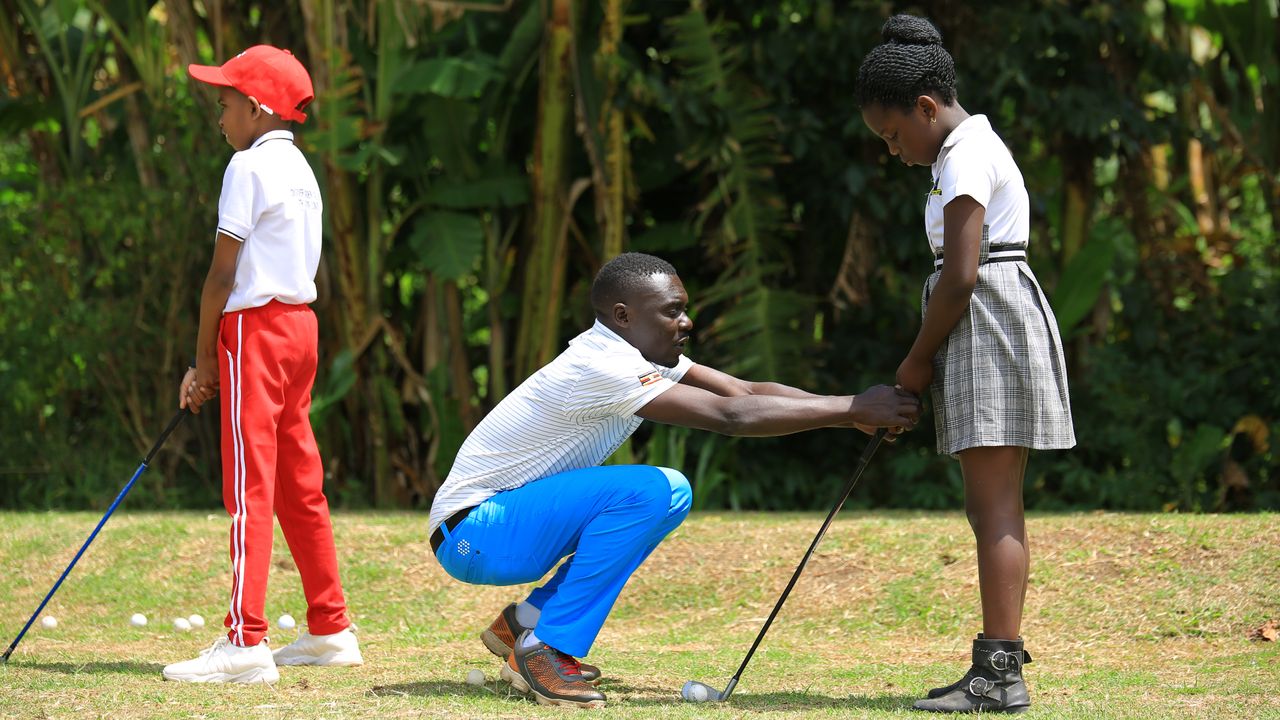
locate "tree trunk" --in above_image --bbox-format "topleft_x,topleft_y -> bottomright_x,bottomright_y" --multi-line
300,0 -> 401,506
515,0 -> 575,381
598,0 -> 627,261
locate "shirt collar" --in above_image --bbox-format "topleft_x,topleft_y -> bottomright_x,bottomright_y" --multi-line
940,114 -> 990,151
250,129 -> 295,149
585,319 -> 628,346
577,320 -> 648,358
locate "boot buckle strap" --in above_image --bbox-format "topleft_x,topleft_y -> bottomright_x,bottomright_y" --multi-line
988,650 -> 1021,671
968,677 -> 999,700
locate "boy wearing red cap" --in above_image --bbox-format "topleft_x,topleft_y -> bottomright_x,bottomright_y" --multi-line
165,45 -> 361,684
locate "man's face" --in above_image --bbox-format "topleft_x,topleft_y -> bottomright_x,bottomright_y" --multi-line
615,273 -> 693,367
860,96 -> 943,168
217,86 -> 257,151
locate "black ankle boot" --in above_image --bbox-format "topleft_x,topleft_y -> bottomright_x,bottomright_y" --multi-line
925,634 -> 1033,699
913,637 -> 1031,714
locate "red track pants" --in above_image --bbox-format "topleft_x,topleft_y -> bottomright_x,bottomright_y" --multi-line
218,300 -> 349,647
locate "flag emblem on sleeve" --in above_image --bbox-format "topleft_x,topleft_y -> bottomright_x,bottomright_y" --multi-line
638,370 -> 662,387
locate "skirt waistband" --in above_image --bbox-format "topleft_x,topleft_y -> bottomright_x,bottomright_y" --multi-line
933,244 -> 1027,270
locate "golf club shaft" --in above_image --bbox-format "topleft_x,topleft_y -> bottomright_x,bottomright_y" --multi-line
2,408 -> 188,662
722,428 -> 887,698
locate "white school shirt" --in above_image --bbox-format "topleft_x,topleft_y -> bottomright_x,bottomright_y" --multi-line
926,114 -> 1029,254
428,320 -> 695,536
216,130 -> 323,313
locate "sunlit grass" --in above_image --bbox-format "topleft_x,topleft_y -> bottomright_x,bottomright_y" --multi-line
1,510 -> 1277,718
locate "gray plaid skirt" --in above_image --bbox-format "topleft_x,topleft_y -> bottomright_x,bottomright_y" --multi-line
922,257 -> 1076,456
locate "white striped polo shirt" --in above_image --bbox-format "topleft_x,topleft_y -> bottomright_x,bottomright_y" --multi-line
428,320 -> 694,536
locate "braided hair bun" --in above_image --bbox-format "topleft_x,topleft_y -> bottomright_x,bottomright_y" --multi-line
855,14 -> 956,110
882,14 -> 943,46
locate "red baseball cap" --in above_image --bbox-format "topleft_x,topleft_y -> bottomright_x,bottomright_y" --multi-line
188,45 -> 314,123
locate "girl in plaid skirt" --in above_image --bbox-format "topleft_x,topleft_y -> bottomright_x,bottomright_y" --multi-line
856,15 -> 1075,714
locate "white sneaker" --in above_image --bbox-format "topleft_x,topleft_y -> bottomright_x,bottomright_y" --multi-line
272,627 -> 363,667
162,636 -> 279,683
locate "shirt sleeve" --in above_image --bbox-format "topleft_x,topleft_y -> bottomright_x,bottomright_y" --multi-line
660,354 -> 694,382
216,155 -> 259,242
937,145 -> 997,209
563,353 -> 679,422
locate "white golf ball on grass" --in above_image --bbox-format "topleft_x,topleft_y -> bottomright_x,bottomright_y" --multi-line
277,614 -> 296,630
41,616 -> 58,630
187,614 -> 205,628
130,613 -> 148,627
466,669 -> 486,686
173,617 -> 192,632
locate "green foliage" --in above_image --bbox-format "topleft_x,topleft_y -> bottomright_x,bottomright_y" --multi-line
1052,218 -> 1121,338
410,211 -> 485,280
1,0 -> 1277,513
664,6 -> 816,385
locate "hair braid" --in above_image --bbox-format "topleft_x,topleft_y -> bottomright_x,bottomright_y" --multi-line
855,14 -> 957,110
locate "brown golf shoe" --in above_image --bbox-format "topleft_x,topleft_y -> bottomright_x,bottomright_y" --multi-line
500,630 -> 606,709
481,603 -> 601,684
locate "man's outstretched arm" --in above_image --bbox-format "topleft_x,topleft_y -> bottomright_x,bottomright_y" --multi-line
677,364 -> 826,399
636,375 -> 920,437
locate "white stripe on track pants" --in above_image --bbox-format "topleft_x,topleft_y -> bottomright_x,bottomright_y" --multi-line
218,300 -> 350,647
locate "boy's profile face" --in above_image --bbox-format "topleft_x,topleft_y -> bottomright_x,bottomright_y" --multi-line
217,86 -> 259,151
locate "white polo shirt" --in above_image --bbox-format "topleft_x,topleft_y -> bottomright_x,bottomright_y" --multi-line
216,130 -> 323,313
428,320 -> 694,535
925,114 -> 1029,254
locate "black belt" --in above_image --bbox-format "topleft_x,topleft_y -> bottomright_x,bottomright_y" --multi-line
936,252 -> 1024,269
933,244 -> 1026,270
430,505 -> 474,554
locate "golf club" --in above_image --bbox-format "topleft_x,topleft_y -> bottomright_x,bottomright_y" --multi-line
2,408 -> 189,663
681,427 -> 888,703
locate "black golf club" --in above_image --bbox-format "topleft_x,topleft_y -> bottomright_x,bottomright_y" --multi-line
2,408 -> 188,663
681,428 -> 888,703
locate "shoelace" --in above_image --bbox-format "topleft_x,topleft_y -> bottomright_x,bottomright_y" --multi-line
554,651 -> 583,678
198,636 -> 229,658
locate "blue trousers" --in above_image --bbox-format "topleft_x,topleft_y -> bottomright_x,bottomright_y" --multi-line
434,465 -> 691,657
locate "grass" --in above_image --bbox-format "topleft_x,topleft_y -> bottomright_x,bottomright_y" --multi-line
1,510 -> 1277,719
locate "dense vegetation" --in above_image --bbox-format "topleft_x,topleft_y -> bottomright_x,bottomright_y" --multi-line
2,0 -> 1276,512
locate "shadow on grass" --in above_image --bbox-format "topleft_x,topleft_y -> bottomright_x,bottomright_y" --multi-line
369,680 -> 526,700
614,687 -> 916,712
369,680 -> 915,712
8,660 -> 163,676
727,692 -> 915,712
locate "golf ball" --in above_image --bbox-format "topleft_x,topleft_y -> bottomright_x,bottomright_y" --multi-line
130,613 -> 148,627
173,617 -> 192,632
41,616 -> 57,629
465,669 -> 486,686
690,684 -> 708,701
277,614 -> 296,630
188,614 -> 205,628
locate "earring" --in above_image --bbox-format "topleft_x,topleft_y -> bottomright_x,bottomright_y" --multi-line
931,116 -> 937,124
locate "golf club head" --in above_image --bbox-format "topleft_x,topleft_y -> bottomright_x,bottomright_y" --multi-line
681,680 -> 726,703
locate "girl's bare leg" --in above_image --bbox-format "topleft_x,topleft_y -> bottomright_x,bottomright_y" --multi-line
959,446 -> 1030,639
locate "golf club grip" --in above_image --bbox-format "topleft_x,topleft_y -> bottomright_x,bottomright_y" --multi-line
145,408 -> 189,465
727,428 -> 887,687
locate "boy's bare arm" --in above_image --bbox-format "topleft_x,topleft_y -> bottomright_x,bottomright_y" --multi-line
180,233 -> 240,413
